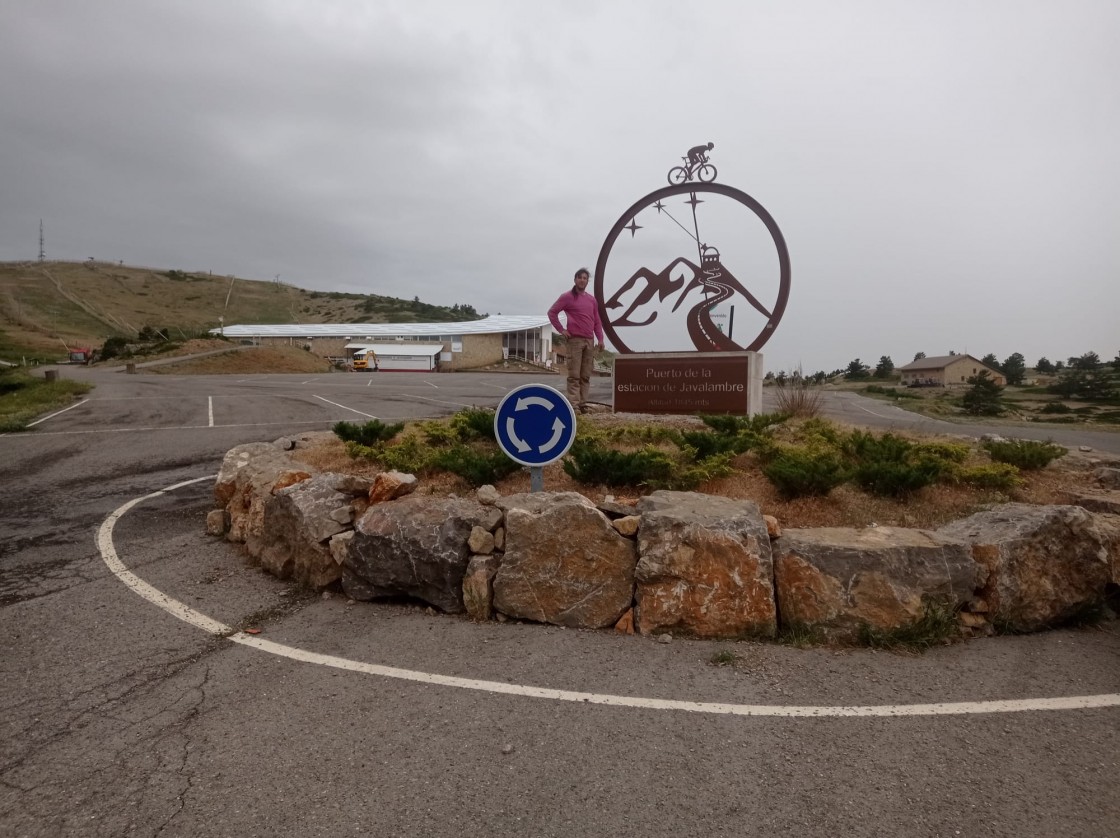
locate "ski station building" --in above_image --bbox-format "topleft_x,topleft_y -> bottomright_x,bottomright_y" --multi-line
212,316 -> 555,372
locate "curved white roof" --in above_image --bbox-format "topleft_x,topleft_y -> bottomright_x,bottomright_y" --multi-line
213,315 -> 551,338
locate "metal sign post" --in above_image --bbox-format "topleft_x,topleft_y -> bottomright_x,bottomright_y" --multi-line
494,384 -> 578,493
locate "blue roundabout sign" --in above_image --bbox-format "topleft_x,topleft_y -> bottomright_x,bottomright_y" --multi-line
494,384 -> 578,468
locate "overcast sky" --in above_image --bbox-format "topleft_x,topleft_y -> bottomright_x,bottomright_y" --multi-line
1,0 -> 1117,372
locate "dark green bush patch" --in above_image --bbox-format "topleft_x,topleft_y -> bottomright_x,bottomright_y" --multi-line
762,448 -> 849,499
562,440 -> 675,488
982,438 -> 1065,470
333,418 -> 405,446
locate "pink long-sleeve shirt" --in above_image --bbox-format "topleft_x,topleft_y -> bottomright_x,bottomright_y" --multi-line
548,289 -> 604,343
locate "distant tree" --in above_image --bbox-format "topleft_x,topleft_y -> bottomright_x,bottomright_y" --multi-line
812,371 -> 828,384
948,350 -> 957,356
844,358 -> 870,380
1113,351 -> 1120,370
764,370 -> 775,381
1069,352 -> 1101,371
1055,360 -> 1066,371
1050,366 -> 1118,401
874,355 -> 894,379
1001,353 -> 1027,385
961,371 -> 1004,415
1035,357 -> 1055,373
913,351 -> 926,361
981,353 -> 1000,370
775,370 -> 788,385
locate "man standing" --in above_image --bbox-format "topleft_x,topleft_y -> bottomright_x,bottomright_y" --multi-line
548,267 -> 605,413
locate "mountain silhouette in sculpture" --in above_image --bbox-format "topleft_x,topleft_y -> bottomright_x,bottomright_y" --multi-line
604,251 -> 772,350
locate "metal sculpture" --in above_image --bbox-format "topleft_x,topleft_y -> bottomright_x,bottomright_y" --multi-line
595,144 -> 791,354
667,142 -> 717,185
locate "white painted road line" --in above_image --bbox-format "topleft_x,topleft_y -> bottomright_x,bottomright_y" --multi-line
27,398 -> 89,426
314,395 -> 379,419
99,479 -> 1120,720
424,380 -> 439,389
208,396 -> 214,427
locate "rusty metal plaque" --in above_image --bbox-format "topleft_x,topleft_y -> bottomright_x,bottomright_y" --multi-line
613,352 -> 758,415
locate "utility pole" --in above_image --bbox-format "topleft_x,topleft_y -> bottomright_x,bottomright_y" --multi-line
38,220 -> 45,262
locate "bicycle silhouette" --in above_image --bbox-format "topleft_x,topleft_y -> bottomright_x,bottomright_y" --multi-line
667,156 -> 717,185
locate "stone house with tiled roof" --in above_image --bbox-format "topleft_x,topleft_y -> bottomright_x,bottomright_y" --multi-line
897,354 -> 1007,387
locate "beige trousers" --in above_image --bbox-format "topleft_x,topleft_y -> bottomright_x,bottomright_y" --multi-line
565,337 -> 595,409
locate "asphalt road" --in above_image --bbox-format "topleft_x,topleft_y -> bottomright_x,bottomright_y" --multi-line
2,368 -> 1118,838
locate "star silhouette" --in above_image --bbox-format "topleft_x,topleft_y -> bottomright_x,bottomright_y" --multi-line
653,200 -> 665,213
686,193 -> 704,209
624,219 -> 642,237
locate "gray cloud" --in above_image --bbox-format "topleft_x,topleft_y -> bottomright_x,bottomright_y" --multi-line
2,0 -> 1117,372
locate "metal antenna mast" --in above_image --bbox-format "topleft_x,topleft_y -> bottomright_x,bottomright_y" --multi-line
38,220 -> 45,262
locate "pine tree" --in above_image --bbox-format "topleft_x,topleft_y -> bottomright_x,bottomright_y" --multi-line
961,371 -> 1004,415
874,356 -> 894,379
1001,353 -> 1026,385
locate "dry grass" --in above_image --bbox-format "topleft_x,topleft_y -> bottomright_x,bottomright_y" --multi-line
144,345 -> 334,375
290,414 -> 1103,530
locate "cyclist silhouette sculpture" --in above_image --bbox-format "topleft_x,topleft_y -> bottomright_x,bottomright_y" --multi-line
667,141 -> 717,185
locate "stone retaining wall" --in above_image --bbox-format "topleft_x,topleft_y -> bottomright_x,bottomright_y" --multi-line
209,434 -> 1120,641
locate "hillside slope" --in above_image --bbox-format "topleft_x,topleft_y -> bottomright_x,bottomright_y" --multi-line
0,260 -> 482,361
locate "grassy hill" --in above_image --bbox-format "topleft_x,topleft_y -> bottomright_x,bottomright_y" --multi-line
0,260 -> 483,362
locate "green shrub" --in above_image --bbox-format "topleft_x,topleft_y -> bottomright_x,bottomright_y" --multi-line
762,448 -> 849,499
450,407 -> 497,440
433,445 -> 520,486
841,430 -> 913,463
333,419 -> 404,446
562,441 -> 675,488
910,441 -> 970,464
853,459 -> 943,497
675,429 -> 746,460
982,439 -> 1065,470
699,412 -> 787,436
950,463 -> 1022,491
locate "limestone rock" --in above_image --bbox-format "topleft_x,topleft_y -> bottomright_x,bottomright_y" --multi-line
257,474 -> 356,588
493,526 -> 505,551
476,484 -> 501,506
612,515 -> 640,537
938,504 -> 1111,632
205,508 -> 228,537
343,496 -> 502,612
1094,467 -> 1120,489
493,502 -> 637,629
213,442 -> 318,550
368,471 -> 418,503
324,474 -> 376,497
468,525 -> 496,554
615,608 -> 635,634
1069,492 -> 1120,515
463,554 -> 501,621
773,527 -> 979,641
634,491 -> 776,639
764,515 -> 781,539
496,491 -> 595,515
330,530 -> 355,565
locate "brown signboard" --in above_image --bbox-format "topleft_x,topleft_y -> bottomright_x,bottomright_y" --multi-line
614,352 -> 759,415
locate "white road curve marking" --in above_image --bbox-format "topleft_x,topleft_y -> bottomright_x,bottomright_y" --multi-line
208,396 -> 214,427
313,395 -> 379,418
98,479 -> 1120,719
27,399 -> 89,426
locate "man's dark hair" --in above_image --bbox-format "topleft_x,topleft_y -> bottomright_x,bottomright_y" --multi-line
573,267 -> 590,280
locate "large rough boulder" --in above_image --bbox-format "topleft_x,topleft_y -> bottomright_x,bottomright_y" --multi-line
214,442 -> 315,552
256,474 -> 358,588
493,493 -> 636,629
938,504 -> 1112,631
773,526 -> 980,640
342,495 -> 501,613
633,491 -> 775,639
